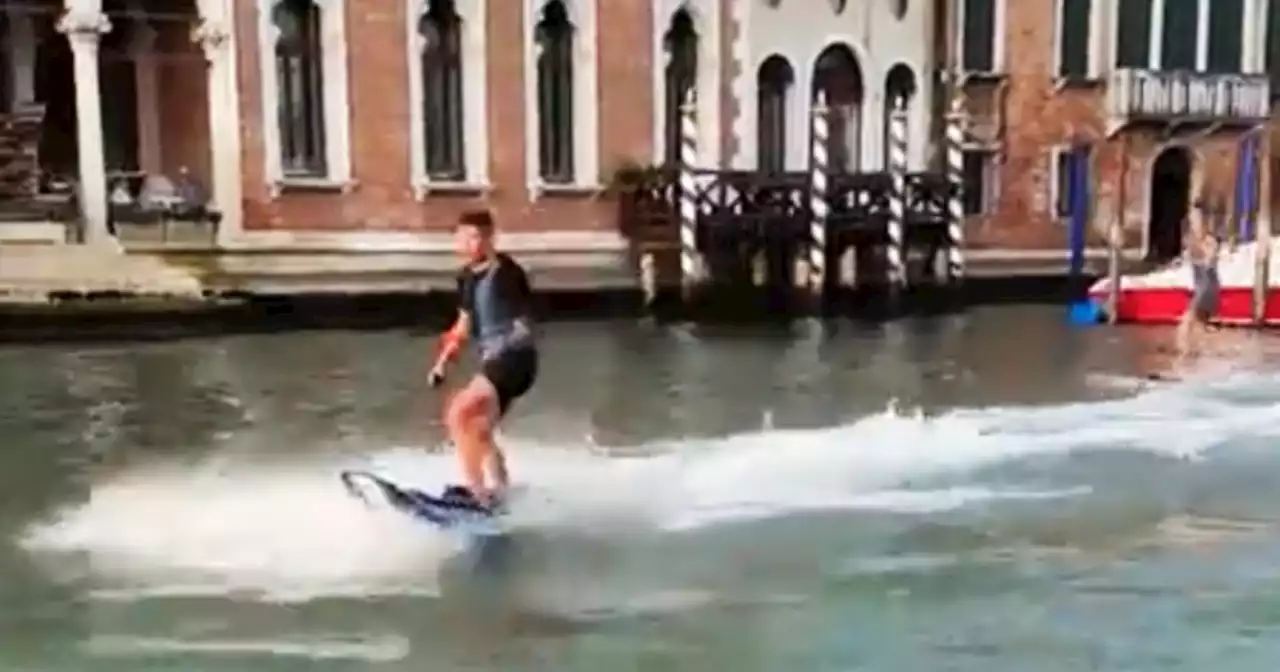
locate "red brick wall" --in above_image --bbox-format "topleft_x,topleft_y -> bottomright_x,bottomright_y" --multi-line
232,0 -> 655,234
156,24 -> 211,186
598,0 -> 655,175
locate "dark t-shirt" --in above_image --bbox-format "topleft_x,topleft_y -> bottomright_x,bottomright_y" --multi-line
456,253 -> 533,336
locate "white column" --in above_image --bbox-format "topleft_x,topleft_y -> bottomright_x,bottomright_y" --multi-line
8,13 -> 36,106
193,18 -> 242,244
130,22 -> 162,174
58,10 -> 112,246
1248,0 -> 1268,72
1194,0 -> 1210,71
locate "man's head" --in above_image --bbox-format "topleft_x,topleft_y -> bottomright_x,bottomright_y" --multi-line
455,209 -> 495,263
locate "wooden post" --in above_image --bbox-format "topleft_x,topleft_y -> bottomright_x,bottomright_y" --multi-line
640,251 -> 657,307
1107,137 -> 1127,324
1253,131 -> 1271,324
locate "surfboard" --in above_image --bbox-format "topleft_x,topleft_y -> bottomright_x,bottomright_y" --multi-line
339,470 -> 505,532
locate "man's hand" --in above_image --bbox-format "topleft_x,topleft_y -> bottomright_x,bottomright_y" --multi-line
430,316 -> 467,388
427,361 -> 447,388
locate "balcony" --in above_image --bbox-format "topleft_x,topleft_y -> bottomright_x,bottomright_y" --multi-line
1107,69 -> 1270,127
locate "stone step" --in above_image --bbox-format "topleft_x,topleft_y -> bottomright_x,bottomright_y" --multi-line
0,244 -> 204,301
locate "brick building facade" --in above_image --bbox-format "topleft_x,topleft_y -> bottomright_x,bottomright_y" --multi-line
2,0 -> 1273,263
229,0 -> 1277,259
227,0 -> 939,248
949,0 -> 1276,258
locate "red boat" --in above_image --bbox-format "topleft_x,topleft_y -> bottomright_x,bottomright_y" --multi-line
1087,242 -> 1280,325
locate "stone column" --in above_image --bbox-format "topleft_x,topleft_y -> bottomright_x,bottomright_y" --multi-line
192,19 -> 239,245
130,22 -> 162,175
57,9 -> 112,246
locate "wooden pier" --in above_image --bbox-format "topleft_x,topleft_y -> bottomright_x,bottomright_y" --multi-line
620,97 -> 968,318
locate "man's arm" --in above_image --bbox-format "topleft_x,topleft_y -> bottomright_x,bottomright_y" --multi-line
433,311 -> 470,369
506,257 -> 535,335
431,271 -> 474,380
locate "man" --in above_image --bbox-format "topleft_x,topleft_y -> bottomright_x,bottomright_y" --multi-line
1175,213 -> 1220,358
428,210 -> 538,508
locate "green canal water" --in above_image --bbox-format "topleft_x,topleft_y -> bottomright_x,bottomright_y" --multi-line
4,306 -> 1280,671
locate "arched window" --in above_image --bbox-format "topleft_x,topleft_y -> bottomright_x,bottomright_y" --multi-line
272,0 -> 327,176
756,55 -> 792,172
663,9 -> 697,165
419,0 -> 465,180
881,64 -> 916,170
812,44 -> 863,172
535,0 -> 574,183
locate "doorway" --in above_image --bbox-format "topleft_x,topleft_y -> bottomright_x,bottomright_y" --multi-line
1146,147 -> 1191,263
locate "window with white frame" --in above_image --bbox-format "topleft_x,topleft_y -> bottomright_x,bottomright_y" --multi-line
960,148 -> 996,215
1115,0 -> 1153,68
1268,0 -> 1280,98
407,0 -> 489,190
0,16 -> 12,114
1055,0 -> 1093,80
959,0 -> 1000,73
653,1 -> 720,169
663,8 -> 698,165
1052,146 -> 1091,219
1113,0 -> 1248,72
523,0 -> 598,190
1204,0 -> 1244,72
535,1 -> 574,183
756,54 -> 793,173
258,0 -> 352,189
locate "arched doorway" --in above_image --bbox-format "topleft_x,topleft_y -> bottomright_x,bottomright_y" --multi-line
811,43 -> 863,172
1147,147 -> 1191,262
881,63 -> 916,169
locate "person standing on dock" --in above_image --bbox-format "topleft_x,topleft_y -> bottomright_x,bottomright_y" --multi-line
427,209 -> 539,508
1175,213 -> 1221,357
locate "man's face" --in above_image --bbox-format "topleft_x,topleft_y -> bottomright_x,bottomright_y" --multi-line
455,224 -> 489,263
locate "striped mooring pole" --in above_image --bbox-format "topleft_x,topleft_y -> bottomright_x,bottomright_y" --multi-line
809,91 -> 830,300
678,89 -> 700,299
886,97 -> 909,307
944,96 -> 967,283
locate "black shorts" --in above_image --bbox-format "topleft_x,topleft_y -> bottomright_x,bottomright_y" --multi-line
481,346 -> 538,417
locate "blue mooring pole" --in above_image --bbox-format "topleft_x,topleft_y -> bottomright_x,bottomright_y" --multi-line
1067,145 -> 1087,279
1066,142 -> 1099,325
1238,133 -> 1258,242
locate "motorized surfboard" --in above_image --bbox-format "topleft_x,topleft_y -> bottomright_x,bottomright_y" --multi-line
339,470 -> 505,533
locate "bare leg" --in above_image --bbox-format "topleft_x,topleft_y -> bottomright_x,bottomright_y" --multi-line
469,378 -> 509,493
462,419 -> 508,500
457,425 -> 488,498
469,401 -> 511,497
448,377 -> 505,503
1175,310 -> 1194,355
447,385 -> 488,498
488,443 -> 509,492
1192,320 -> 1209,356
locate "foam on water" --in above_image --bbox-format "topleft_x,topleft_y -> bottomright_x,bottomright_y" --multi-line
19,369 -> 1280,601
82,634 -> 410,662
20,459 -> 459,601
